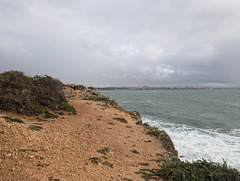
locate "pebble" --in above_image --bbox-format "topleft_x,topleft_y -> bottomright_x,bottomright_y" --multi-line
5,153 -> 12,158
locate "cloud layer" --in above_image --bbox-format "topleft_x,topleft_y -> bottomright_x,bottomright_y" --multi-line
1,0 -> 240,87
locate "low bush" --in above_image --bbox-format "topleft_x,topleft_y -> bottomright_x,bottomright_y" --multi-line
0,71 -> 76,115
137,159 -> 240,181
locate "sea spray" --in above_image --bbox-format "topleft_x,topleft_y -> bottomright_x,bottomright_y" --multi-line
142,117 -> 240,171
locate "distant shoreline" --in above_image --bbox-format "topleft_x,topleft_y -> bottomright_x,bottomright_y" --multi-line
97,87 -> 240,91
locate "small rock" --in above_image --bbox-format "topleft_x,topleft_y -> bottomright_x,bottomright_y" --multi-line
5,153 -> 11,158
11,167 -> 16,171
29,155 -> 34,159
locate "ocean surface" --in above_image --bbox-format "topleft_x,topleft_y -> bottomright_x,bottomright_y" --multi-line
99,89 -> 240,170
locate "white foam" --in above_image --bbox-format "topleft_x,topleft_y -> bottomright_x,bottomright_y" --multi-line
142,117 -> 240,170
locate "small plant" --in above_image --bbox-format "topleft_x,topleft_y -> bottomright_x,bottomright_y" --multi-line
143,123 -> 150,127
88,86 -> 95,90
128,111 -> 140,120
145,126 -> 178,158
131,149 -> 140,154
19,149 -> 38,152
102,156 -> 108,160
144,140 -> 152,143
85,96 -> 106,101
103,161 -> 113,168
110,99 -> 118,106
32,105 -> 45,116
89,157 -> 102,164
146,127 -> 162,138
113,117 -> 128,123
56,111 -> 65,115
139,162 -> 150,166
49,177 -> 60,181
122,178 -> 134,181
97,147 -> 110,155
4,117 -> 25,124
43,111 -> 59,119
37,163 -> 49,168
136,120 -> 143,125
28,125 -> 43,131
61,101 -> 76,115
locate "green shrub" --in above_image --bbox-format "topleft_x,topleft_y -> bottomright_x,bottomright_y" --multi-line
103,161 -> 113,168
61,101 -> 76,115
43,111 -> 59,119
0,71 -> 76,115
97,147 -> 110,155
89,157 -> 102,164
113,117 -> 128,123
4,117 -> 25,124
32,105 -> 45,116
145,126 -> 178,158
85,96 -> 110,102
139,159 -> 240,181
19,149 -> 38,152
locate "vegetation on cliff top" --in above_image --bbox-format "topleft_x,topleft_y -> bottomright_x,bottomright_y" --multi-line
0,71 -> 76,115
138,158 -> 240,181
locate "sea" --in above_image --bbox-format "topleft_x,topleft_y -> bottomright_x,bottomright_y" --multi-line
99,89 -> 240,170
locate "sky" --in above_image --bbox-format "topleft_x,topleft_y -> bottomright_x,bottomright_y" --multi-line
1,0 -> 240,87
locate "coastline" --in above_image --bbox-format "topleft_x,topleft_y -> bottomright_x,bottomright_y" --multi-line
0,85 -> 177,181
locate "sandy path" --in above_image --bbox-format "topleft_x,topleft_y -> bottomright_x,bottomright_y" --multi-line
0,100 -> 166,181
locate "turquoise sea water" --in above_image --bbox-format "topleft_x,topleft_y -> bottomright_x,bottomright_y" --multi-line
99,89 -> 240,170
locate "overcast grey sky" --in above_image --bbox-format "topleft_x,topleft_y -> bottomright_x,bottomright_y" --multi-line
1,0 -> 240,87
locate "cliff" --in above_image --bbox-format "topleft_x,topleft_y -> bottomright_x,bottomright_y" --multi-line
0,85 -> 177,181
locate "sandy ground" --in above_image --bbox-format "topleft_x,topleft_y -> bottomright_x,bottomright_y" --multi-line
0,95 -> 167,180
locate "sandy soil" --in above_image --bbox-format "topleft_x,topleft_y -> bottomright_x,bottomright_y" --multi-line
0,93 -> 167,180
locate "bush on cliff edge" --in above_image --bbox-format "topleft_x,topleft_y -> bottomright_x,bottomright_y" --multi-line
0,71 -> 76,115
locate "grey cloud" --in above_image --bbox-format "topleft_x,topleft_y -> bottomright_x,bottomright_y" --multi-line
0,0 -> 240,87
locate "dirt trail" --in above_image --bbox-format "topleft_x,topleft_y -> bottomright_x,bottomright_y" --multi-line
0,99 -> 166,181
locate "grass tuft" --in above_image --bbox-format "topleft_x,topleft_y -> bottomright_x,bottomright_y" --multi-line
28,125 -> 43,131
113,117 -> 128,123
131,149 -> 140,154
4,117 -> 25,124
37,163 -> 49,168
103,161 -> 114,168
139,162 -> 150,166
89,157 -> 102,164
97,147 -> 110,155
19,149 -> 38,152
